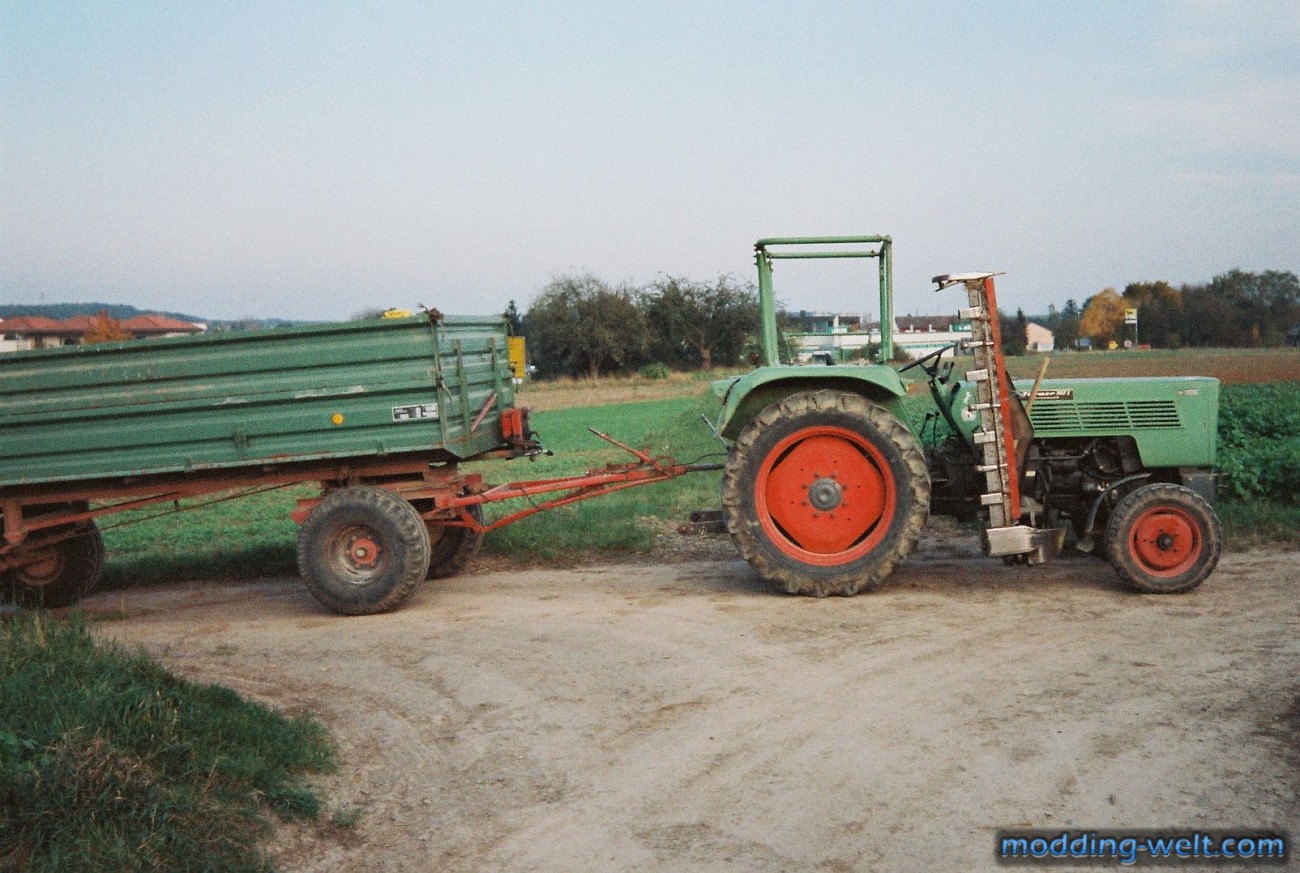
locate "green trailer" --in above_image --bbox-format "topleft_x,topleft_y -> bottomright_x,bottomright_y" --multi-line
0,314 -> 517,487
0,313 -> 710,614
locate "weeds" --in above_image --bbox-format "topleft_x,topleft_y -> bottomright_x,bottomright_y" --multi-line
0,613 -> 334,872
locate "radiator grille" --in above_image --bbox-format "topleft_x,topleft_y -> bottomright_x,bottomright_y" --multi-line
1029,399 -> 1180,433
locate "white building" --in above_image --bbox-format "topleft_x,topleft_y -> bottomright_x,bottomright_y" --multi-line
1026,322 -> 1055,352
792,314 -> 1056,362
790,315 -> 974,362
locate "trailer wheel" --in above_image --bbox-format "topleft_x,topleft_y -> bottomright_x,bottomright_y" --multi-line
298,487 -> 431,615
722,390 -> 929,596
3,522 -> 105,609
426,505 -> 484,580
1104,483 -> 1221,594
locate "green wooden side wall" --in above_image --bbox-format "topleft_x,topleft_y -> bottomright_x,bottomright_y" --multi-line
0,314 -> 515,489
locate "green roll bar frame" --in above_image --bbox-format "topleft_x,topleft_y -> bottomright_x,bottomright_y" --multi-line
754,235 -> 894,365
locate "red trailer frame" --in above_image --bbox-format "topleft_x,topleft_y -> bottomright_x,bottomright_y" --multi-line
1,422 -> 719,613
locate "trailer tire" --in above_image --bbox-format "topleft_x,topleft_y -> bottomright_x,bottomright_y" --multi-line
426,505 -> 484,580
1105,483 -> 1221,594
722,390 -> 929,596
3,522 -> 105,609
298,487 -> 431,615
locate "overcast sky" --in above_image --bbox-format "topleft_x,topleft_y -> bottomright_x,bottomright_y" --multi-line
2,1 -> 1297,322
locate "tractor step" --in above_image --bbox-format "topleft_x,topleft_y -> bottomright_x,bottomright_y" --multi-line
985,525 -> 1068,564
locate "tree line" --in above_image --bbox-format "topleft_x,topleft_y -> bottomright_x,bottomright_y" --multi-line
514,273 -> 760,378
1042,269 -> 1300,350
509,266 -> 1298,379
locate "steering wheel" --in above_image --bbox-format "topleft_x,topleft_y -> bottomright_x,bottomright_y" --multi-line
897,342 -> 960,376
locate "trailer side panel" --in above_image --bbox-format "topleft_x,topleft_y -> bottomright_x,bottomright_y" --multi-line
0,315 -> 513,489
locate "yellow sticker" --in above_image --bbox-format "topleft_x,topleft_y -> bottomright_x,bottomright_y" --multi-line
331,413 -> 345,426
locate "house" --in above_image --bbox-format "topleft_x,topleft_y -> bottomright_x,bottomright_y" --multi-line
1026,322 -> 1055,352
122,315 -> 208,338
784,310 -> 863,334
0,313 -> 205,352
0,316 -> 80,351
786,311 -> 1057,362
893,317 -> 974,360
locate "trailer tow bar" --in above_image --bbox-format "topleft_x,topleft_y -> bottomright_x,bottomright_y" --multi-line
437,430 -> 724,535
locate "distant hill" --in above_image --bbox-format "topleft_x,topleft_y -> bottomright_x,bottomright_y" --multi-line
0,303 -> 207,324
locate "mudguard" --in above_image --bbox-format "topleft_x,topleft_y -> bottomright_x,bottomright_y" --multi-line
711,365 -> 911,440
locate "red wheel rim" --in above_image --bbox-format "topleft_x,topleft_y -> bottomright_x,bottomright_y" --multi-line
14,552 -> 62,586
755,425 -> 896,566
329,524 -> 387,584
1128,506 -> 1200,577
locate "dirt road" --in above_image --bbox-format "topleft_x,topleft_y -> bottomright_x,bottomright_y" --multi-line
85,530 -> 1299,872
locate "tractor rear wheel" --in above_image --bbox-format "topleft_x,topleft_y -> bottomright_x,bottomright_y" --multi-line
722,390 -> 929,596
298,487 -> 431,615
426,505 -> 484,580
1104,483 -> 1221,594
2,522 -> 104,609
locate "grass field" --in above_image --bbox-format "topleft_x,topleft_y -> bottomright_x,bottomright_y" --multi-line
514,368 -> 743,412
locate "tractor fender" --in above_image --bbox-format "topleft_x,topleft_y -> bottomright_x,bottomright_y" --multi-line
711,366 -> 911,441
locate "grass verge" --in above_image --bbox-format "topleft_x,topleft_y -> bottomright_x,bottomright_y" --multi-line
0,613 -> 334,872
99,488 -> 305,590
1218,502 -> 1300,548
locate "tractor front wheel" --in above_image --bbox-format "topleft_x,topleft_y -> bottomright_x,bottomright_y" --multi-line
1104,483 -> 1221,594
722,390 -> 929,596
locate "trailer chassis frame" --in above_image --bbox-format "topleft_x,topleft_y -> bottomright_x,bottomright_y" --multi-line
0,432 -> 721,573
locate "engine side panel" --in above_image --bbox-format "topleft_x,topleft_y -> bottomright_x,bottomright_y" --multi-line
943,376 -> 1219,469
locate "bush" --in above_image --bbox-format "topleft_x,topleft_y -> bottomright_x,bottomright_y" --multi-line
639,362 -> 671,380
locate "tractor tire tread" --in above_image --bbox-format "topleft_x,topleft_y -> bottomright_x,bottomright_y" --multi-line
427,505 -> 484,580
3,522 -> 105,609
1104,482 -> 1221,594
722,389 -> 929,596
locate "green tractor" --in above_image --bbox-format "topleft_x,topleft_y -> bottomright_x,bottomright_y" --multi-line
712,236 -> 1222,596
